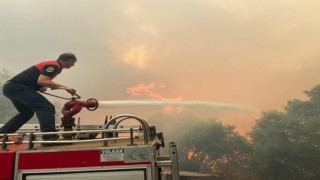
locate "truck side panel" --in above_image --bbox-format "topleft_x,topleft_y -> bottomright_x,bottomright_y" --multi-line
17,150 -> 150,170
15,147 -> 155,180
0,152 -> 15,180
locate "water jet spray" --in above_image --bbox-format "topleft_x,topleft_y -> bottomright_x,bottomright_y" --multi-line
98,100 -> 260,114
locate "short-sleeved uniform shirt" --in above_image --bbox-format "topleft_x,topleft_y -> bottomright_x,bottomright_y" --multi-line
9,60 -> 62,91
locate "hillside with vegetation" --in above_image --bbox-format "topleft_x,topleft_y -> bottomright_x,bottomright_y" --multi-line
0,67 -> 16,123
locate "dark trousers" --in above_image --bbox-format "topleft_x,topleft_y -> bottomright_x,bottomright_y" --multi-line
0,82 -> 58,140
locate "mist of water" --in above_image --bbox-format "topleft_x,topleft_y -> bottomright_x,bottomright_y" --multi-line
98,100 -> 260,114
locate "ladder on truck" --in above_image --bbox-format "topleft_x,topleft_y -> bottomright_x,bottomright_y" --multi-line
0,114 -> 180,180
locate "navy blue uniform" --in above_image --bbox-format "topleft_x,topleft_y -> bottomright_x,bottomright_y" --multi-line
0,60 -> 62,140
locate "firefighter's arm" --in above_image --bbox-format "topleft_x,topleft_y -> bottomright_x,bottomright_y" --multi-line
37,74 -> 76,95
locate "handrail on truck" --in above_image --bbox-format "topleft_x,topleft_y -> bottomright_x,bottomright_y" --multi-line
0,127 -> 141,150
105,114 -> 152,145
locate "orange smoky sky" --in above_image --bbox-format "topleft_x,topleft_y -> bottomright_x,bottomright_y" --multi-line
126,83 -> 166,99
1,0 -> 320,134
126,82 -> 187,113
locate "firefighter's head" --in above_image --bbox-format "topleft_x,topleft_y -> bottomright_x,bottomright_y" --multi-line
58,53 -> 77,69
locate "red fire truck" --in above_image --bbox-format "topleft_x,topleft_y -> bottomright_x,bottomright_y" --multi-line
1,90 -> 180,180
0,114 -> 180,180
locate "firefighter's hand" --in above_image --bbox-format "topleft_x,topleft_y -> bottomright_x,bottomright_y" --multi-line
39,87 -> 47,92
66,88 -> 76,95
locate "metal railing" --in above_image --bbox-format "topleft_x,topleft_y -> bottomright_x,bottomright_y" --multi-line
0,114 -> 156,151
0,127 -> 143,151
105,114 -> 152,145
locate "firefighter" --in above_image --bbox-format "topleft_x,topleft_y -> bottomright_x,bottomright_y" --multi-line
0,53 -> 77,143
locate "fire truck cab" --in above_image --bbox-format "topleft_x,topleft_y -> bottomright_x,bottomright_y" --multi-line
0,114 -> 179,180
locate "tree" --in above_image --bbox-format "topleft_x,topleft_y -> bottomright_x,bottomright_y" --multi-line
177,119 -> 252,178
147,112 -> 253,178
249,85 -> 320,179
